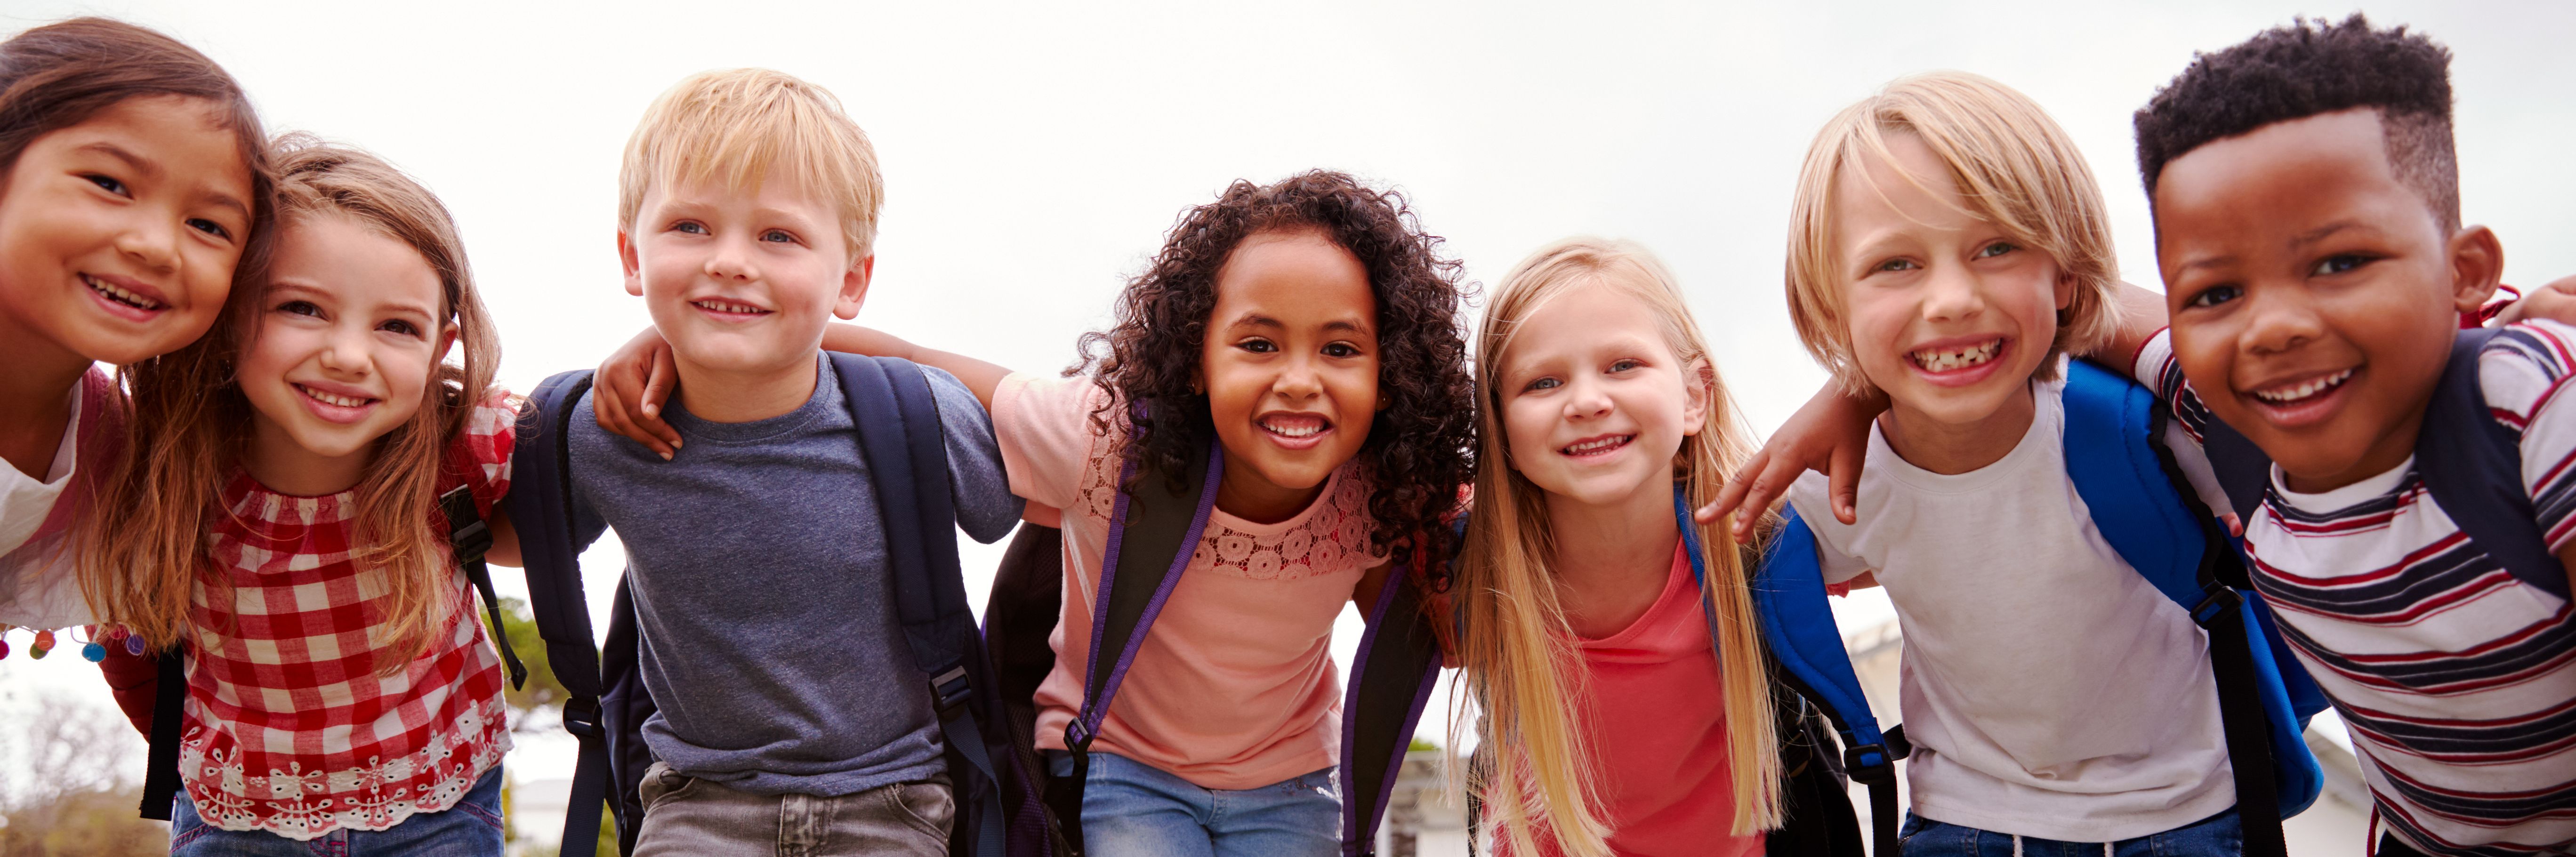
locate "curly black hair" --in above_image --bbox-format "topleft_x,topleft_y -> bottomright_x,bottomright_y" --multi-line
1073,170 -> 1476,563
2134,14 -> 2458,231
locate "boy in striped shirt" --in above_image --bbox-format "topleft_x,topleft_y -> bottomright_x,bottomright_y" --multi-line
2133,15 -> 2576,856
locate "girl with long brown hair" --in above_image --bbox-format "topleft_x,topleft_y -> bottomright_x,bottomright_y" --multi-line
1451,237 -> 1781,856
75,136 -> 518,853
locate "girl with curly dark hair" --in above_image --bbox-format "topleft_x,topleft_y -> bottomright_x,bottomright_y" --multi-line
594,168 -> 1474,855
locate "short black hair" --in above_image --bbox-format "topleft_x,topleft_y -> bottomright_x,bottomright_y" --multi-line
2134,14 -> 2459,232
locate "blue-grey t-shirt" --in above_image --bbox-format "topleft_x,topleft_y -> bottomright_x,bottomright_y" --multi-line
566,355 -> 1021,796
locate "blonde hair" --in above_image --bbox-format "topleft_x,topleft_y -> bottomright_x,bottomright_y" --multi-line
1450,237 -> 1782,855
1785,71 -> 2119,394
80,135 -> 500,670
618,68 -> 883,259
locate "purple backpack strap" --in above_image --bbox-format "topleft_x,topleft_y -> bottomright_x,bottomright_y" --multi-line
1064,433 -> 1224,753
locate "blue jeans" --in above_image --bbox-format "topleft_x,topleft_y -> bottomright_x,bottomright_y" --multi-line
1900,809 -> 2244,857
1047,751 -> 1338,857
169,765 -> 505,856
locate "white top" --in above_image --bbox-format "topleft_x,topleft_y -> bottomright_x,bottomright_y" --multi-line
0,381 -> 90,629
1787,372 -> 2237,841
2135,324 -> 2576,856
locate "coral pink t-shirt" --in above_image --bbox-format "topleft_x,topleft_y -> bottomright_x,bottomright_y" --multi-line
1530,543 -> 1763,857
994,373 -> 1386,790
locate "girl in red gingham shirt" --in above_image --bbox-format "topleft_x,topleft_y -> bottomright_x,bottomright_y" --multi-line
79,136 -> 521,853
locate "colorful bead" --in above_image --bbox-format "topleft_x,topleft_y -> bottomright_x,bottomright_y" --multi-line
82,641 -> 106,662
127,634 -> 148,655
31,630 -> 54,659
0,638 -> 9,659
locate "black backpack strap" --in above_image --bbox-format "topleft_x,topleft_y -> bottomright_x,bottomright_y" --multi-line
835,354 -> 1011,857
1063,416 -> 1222,766
985,521 -> 1077,856
2418,328 -> 2568,598
437,485 -> 526,691
136,648 -> 187,819
507,369 -> 613,857
1338,554 -> 1445,856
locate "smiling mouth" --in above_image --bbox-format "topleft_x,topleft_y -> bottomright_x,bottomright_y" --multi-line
84,274 -> 166,311
1260,413 -> 1332,439
2250,368 -> 2354,406
296,384 -> 377,409
1909,339 -> 2003,373
692,299 -> 769,315
1561,434 -> 1633,457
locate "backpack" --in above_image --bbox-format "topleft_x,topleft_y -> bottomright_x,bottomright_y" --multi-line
135,452 -> 526,820
1751,359 -> 2331,857
978,415 -> 1456,857
1449,495 -> 1867,857
2198,327 -> 2571,601
508,353 -> 1023,857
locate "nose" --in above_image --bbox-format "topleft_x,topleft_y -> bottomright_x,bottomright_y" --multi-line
1920,261 -> 1987,323
704,234 -> 757,281
113,212 -> 182,273
1274,353 -> 1323,400
1563,376 -> 1613,421
316,323 -> 373,378
2241,284 -> 2324,357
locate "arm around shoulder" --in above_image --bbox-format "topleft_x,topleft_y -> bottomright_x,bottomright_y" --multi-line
822,324 -> 1011,413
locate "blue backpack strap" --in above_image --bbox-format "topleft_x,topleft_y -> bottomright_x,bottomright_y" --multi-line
2058,359 -> 2317,857
1337,519 -> 1459,856
832,354 -> 1011,857
505,368 -> 617,857
1747,497 -> 1902,857
2417,328 -> 2570,599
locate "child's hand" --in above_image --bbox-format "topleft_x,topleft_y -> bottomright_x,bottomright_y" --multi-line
595,328 -> 683,460
1695,383 -> 1887,541
2493,275 -> 2576,328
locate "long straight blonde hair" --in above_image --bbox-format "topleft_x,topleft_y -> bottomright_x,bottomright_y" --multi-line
1450,237 -> 1781,855
79,135 -> 500,670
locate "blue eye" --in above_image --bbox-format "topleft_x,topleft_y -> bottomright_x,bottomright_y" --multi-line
2185,285 -> 2241,310
1526,377 -> 1561,392
672,221 -> 707,235
762,229 -> 796,243
1609,359 -> 1642,373
1875,258 -> 1917,273
1978,241 -> 2016,258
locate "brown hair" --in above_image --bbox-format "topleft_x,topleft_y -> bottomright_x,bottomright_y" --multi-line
0,16 -> 274,267
80,136 -> 499,669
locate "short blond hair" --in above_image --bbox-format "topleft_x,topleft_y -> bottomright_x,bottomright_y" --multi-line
618,68 -> 883,258
1785,71 -> 2118,393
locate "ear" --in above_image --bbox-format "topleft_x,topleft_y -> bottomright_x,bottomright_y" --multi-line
619,228 -> 645,297
2053,270 -> 2078,312
1680,357 -> 1715,436
435,323 -> 459,364
834,254 -> 874,320
2447,225 -> 2505,315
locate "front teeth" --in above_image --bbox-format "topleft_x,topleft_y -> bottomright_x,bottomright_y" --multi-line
298,384 -> 370,408
1563,435 -> 1630,455
2253,369 -> 2354,403
83,275 -> 164,310
695,300 -> 764,314
1910,340 -> 2002,373
1264,419 -> 1324,438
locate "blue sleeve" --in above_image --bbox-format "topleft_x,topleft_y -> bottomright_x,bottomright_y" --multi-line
565,393 -> 614,552
925,366 -> 1024,544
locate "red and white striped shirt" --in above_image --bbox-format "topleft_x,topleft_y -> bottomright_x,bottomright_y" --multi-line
2137,325 -> 2576,857
177,390 -> 516,840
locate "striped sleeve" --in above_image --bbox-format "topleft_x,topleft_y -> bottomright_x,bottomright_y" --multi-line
2479,320 -> 2576,551
2129,328 -> 2216,445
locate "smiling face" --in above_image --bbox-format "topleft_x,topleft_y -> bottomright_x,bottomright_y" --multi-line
0,95 -> 255,369
1198,230 -> 1382,521
1497,283 -> 1706,509
1836,133 -> 2071,431
2157,108 -> 2493,492
236,214 -> 452,495
620,172 -> 868,384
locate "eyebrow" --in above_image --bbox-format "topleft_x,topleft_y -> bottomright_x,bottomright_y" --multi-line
1226,313 -> 1374,336
268,280 -> 440,321
2289,221 -> 2366,249
77,142 -> 157,178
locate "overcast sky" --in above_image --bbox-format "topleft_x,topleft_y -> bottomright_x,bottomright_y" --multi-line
3,0 -> 2569,819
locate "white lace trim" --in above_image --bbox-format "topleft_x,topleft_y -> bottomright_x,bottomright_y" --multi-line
178,696 -> 511,841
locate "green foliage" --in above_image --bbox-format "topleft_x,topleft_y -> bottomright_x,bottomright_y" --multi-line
1409,737 -> 1440,753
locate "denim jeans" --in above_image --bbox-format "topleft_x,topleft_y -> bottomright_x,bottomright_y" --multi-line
1047,750 -> 1339,857
1899,809 -> 2244,857
169,765 -> 505,856
630,761 -> 951,857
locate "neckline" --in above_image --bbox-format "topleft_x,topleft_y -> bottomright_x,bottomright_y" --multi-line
1579,540 -> 1695,646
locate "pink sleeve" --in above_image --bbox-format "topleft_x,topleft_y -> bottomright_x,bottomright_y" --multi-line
992,373 -> 1105,511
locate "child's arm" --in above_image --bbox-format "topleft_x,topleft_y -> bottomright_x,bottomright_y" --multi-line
1699,282 -> 2172,540
592,325 -> 1014,454
484,505 -> 522,568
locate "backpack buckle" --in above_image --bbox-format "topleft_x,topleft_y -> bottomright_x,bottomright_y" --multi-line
1843,743 -> 1899,783
2190,586 -> 2244,628
437,486 -> 491,560
929,665 -> 972,717
1063,720 -> 1095,753
562,696 -> 603,740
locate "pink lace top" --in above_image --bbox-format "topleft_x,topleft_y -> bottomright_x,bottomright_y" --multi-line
995,373 -> 1385,789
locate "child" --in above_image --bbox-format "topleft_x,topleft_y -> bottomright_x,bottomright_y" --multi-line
2132,17 -> 2575,856
0,17 -> 270,627
596,169 -> 1479,855
1728,72 -> 2257,854
72,136 -> 513,851
519,68 -> 1023,857
1449,237 -> 1781,856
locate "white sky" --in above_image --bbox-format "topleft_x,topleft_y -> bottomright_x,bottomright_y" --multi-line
3,0 -> 2569,830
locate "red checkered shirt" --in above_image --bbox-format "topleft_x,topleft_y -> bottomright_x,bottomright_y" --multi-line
177,390 -> 516,840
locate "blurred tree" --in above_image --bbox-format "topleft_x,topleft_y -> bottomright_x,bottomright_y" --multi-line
0,689 -> 162,856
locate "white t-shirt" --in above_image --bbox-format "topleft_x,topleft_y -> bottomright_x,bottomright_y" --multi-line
1787,372 -> 2237,841
0,380 -> 91,629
